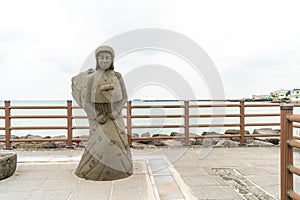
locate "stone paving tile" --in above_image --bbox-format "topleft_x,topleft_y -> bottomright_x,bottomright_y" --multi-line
113,174 -> 151,190
0,179 -> 45,192
191,185 -> 241,199
149,159 -> 170,174
173,166 -> 209,176
38,179 -> 79,191
69,190 -> 111,200
245,174 -> 279,187
112,174 -> 154,200
263,185 -> 280,200
235,166 -> 271,176
69,181 -> 112,200
180,174 -> 219,186
154,175 -> 184,200
49,169 -> 78,180
13,170 -> 54,180
29,190 -> 73,200
0,191 -> 31,200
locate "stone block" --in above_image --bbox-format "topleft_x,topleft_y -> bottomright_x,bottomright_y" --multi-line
0,152 -> 17,180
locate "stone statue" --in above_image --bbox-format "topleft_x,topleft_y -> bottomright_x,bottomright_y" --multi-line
71,46 -> 133,181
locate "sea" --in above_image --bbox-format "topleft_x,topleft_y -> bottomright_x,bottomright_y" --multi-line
0,100 -> 299,138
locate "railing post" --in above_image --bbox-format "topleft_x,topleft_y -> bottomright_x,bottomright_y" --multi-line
4,101 -> 12,150
184,100 -> 190,145
239,100 -> 245,145
66,100 -> 73,148
127,101 -> 132,146
280,105 -> 294,200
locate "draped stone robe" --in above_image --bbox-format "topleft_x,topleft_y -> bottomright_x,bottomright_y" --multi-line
71,68 -> 133,181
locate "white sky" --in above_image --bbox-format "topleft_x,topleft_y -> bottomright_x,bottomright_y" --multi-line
0,0 -> 299,100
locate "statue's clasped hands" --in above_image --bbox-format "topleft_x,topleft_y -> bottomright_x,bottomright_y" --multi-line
96,111 -> 119,124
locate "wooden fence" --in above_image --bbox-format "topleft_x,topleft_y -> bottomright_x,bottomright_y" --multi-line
0,100 -> 299,149
280,105 -> 300,199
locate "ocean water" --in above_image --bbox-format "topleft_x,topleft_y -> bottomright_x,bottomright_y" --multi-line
0,100 -> 299,138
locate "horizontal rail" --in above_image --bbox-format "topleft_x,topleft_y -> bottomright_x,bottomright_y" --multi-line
11,115 -> 67,119
245,104 -> 280,107
189,104 -> 240,108
245,123 -> 280,126
8,137 -> 89,142
72,106 -> 127,109
72,126 -> 89,129
0,127 -> 5,130
10,138 -> 68,142
288,114 -> 300,123
294,136 -> 300,140
245,113 -> 280,117
132,125 -> 184,128
132,136 -> 185,140
0,116 -> 5,119
72,116 -> 88,119
193,134 -> 240,139
189,114 -> 240,118
0,138 -> 88,143
131,105 -> 184,108
131,133 -> 280,140
10,126 -> 67,130
133,134 -> 263,140
72,106 -> 82,109
131,115 -> 184,118
288,165 -> 300,176
245,133 -> 279,137
10,106 -> 67,109
189,123 -> 240,127
294,124 -> 300,129
287,139 -> 300,149
288,190 -> 300,199
73,137 -> 88,142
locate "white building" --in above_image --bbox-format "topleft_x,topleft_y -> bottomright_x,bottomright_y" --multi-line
290,89 -> 300,102
271,89 -> 289,100
252,94 -> 273,100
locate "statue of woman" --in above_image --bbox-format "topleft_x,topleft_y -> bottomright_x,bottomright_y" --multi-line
71,46 -> 133,181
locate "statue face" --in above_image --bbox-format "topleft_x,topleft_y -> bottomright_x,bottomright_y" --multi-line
97,52 -> 112,70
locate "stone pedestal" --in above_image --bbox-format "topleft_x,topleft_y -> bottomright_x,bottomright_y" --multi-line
0,153 -> 17,180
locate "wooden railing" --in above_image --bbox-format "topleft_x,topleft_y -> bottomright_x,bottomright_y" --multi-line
280,105 -> 300,199
0,100 -> 299,149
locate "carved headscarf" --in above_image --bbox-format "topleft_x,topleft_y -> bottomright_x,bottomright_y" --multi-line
95,46 -> 115,70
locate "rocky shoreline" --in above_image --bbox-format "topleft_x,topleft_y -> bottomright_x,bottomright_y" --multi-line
131,128 -> 280,149
0,128 -> 281,150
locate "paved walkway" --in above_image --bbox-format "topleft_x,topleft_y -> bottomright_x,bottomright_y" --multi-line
1,146 -> 299,199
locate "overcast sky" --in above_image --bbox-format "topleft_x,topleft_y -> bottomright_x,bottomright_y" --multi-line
0,0 -> 298,100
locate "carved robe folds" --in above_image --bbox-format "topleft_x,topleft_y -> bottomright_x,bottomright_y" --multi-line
71,69 -> 132,181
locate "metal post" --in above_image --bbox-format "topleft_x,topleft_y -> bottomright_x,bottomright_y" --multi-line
4,101 -> 12,149
239,100 -> 245,145
280,105 -> 294,200
67,100 -> 73,148
184,101 -> 190,145
127,101 -> 132,146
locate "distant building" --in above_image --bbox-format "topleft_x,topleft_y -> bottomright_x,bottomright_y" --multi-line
252,94 -> 273,101
290,89 -> 300,102
271,89 -> 289,101
253,88 -> 300,102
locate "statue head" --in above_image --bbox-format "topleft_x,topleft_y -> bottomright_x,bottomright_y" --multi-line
95,46 -> 115,70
